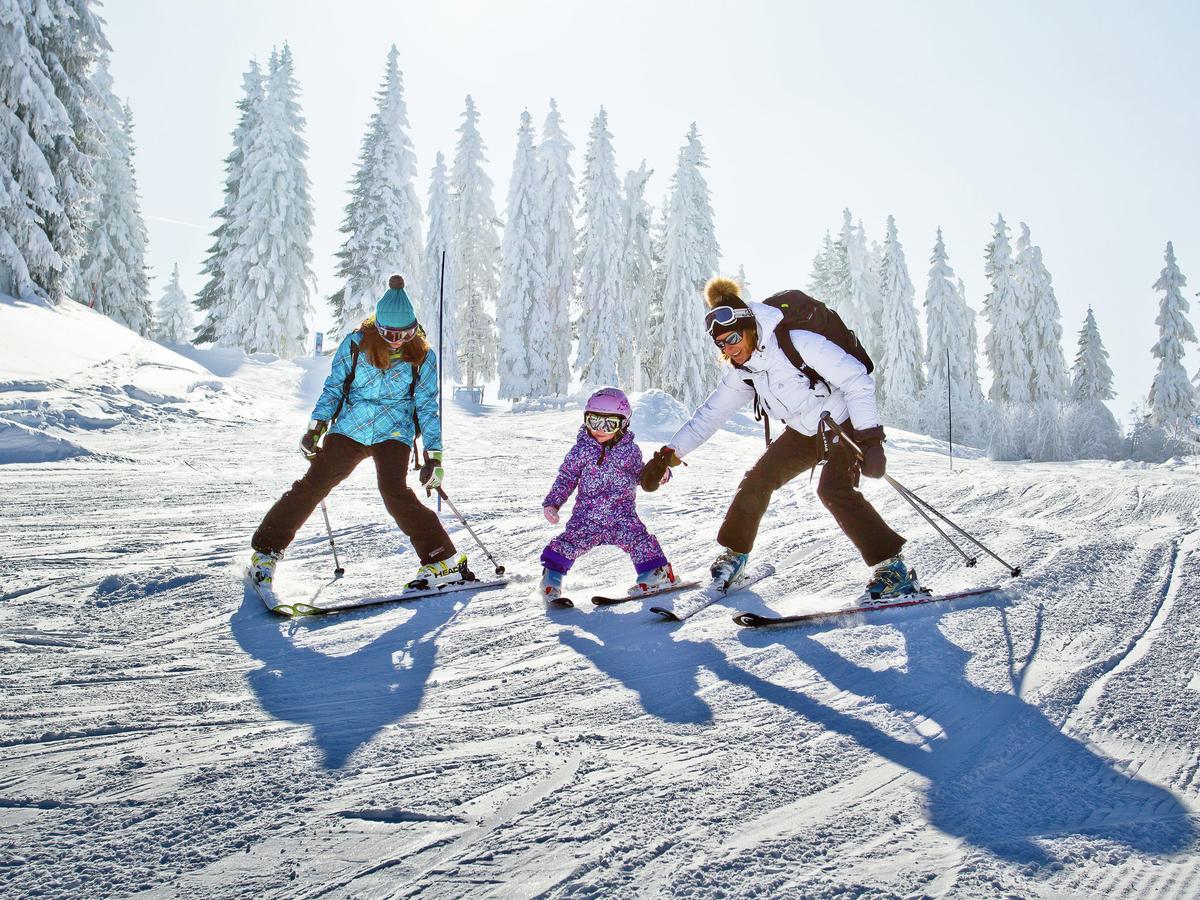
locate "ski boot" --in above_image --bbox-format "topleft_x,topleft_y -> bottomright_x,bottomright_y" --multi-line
627,563 -> 680,596
248,549 -> 281,588
858,554 -> 921,606
710,548 -> 749,590
406,551 -> 472,590
540,567 -> 565,604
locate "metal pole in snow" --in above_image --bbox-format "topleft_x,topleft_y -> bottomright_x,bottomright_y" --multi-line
438,250 -> 446,514
947,347 -> 954,471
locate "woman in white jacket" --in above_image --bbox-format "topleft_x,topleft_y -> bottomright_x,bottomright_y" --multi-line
641,278 -> 916,602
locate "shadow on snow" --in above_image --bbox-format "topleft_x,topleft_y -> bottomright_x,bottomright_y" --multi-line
230,587 -> 468,768
561,601 -> 1196,864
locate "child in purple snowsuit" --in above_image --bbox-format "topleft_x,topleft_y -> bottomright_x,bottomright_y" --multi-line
539,388 -> 677,603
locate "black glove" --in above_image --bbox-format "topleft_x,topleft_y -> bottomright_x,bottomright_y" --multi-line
640,446 -> 681,492
853,426 -> 887,479
300,420 -> 328,459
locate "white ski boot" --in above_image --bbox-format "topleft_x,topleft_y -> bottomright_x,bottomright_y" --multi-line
710,548 -> 749,589
406,552 -> 472,590
627,563 -> 680,596
248,549 -> 281,588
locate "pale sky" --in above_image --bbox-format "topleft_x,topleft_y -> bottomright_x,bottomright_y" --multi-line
104,0 -> 1200,422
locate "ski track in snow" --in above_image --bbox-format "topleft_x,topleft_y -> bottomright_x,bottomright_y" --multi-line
3,357 -> 1200,897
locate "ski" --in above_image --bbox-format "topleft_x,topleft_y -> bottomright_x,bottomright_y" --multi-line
271,577 -> 508,618
650,564 -> 776,622
247,574 -> 291,615
545,596 -> 576,609
732,585 -> 1003,628
591,579 -> 702,606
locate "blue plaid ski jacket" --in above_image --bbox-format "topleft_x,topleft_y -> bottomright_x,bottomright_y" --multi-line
311,332 -> 443,452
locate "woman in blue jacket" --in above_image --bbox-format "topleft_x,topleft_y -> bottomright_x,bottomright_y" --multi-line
249,276 -> 466,591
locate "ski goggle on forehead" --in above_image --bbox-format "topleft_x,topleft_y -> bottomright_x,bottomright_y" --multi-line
375,321 -> 419,343
584,412 -> 625,434
704,305 -> 754,336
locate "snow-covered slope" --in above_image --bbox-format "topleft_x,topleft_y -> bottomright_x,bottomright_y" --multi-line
1,307 -> 1198,897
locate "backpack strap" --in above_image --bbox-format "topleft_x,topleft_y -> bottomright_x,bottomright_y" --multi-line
742,377 -> 772,448
774,324 -> 826,391
410,361 -> 423,468
328,336 -> 362,426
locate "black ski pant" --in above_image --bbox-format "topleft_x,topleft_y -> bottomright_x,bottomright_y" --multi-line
717,425 -> 905,567
252,433 -> 455,565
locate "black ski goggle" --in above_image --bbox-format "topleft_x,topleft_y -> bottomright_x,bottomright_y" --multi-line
376,322 -> 418,343
704,305 -> 754,336
713,331 -> 745,350
584,413 -> 625,434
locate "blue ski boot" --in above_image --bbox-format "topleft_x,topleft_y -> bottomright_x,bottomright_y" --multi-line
710,548 -> 749,590
859,554 -> 921,605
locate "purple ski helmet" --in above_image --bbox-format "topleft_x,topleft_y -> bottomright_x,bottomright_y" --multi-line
585,387 -> 632,420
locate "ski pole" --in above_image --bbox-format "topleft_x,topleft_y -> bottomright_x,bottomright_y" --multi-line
318,499 -> 346,578
436,487 -> 506,575
820,413 -> 1022,578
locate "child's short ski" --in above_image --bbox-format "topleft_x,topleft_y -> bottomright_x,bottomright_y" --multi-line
545,595 -> 576,609
591,579 -> 701,606
732,585 -> 1003,628
651,564 -> 776,622
273,577 -> 507,618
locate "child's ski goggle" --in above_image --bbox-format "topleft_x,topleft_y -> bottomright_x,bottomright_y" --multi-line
704,305 -> 754,335
584,413 -> 625,434
376,322 -> 419,343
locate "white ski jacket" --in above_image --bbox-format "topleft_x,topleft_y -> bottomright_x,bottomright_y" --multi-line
668,302 -> 880,459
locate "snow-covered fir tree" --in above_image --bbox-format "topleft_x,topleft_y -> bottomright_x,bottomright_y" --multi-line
826,210 -> 856,328
807,232 -> 836,300
847,218 -> 878,352
574,109 -> 628,387
735,263 -> 752,302
538,99 -> 576,396
195,60 -> 264,346
154,263 -> 193,344
874,215 -> 924,429
1015,223 -> 1070,402
451,95 -> 498,387
330,45 -> 423,334
0,0 -> 106,303
1148,241 -> 1198,427
983,215 -> 1031,459
222,46 -> 314,356
1067,307 -> 1121,458
497,111 -> 548,400
659,124 -> 720,408
622,162 -> 654,389
422,151 -> 459,382
919,230 -> 984,444
642,199 -> 670,388
76,61 -> 151,334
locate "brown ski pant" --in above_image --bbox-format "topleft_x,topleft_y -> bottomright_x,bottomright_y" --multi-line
252,433 -> 455,565
716,426 -> 905,566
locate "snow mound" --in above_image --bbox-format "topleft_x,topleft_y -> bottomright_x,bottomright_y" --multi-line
92,571 -> 206,607
629,389 -> 689,441
0,420 -> 95,463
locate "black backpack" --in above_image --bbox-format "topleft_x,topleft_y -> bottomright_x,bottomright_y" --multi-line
741,290 -> 874,446
761,289 -> 874,389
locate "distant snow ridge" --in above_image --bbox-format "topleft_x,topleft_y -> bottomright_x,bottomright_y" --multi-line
0,420 -> 95,463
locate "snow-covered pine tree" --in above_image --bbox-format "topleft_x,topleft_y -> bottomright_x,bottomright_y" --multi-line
1148,241 -> 1198,427
223,46 -> 315,357
77,61 -> 151,334
1067,307 -> 1121,458
807,231 -> 835,300
330,45 -> 423,334
422,151 -> 459,382
984,215 -> 1030,459
574,109 -> 628,387
847,217 -> 877,351
920,229 -> 970,441
825,210 -> 856,329
155,263 -> 193,344
0,1 -> 106,303
958,277 -> 985,405
735,263 -> 752,302
195,60 -> 264,346
622,162 -> 654,389
1013,223 -> 1069,459
452,95 -> 498,388
538,99 -> 576,396
497,111 -> 548,400
874,215 -> 924,429
642,200 -> 670,389
659,124 -> 721,408
20,0 -> 107,304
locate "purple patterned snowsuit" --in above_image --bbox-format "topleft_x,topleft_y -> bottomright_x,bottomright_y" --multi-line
541,427 -> 668,575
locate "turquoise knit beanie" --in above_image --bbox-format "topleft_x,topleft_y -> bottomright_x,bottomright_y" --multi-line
375,274 -> 416,329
